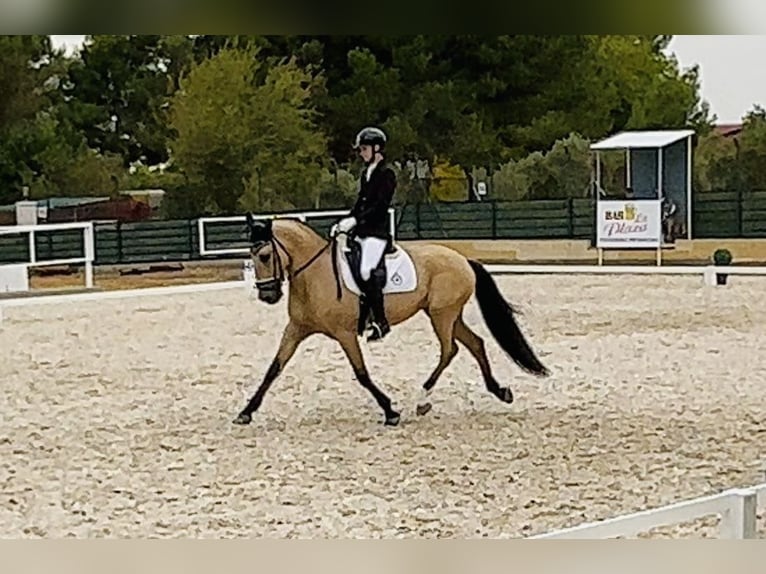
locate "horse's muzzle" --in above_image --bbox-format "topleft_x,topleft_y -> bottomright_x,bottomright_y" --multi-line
256,279 -> 282,304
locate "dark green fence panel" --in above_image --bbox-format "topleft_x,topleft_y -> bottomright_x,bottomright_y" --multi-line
94,222 -> 121,264
394,205 -> 418,240
741,190 -> 766,237
198,214 -> 341,258
693,191 -> 739,238
415,202 -> 494,239
3,192 -> 766,268
0,231 -> 30,264
494,199 -> 571,239
202,219 -> 248,255
33,228 -> 85,261
571,199 -> 595,238
117,220 -> 193,263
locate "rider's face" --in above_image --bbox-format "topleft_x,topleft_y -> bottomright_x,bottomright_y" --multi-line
358,145 -> 374,162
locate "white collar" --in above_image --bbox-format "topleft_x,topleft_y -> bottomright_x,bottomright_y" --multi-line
365,160 -> 380,181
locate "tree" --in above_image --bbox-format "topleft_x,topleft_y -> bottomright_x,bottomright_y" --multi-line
732,106 -> 766,191
693,130 -> 738,192
0,35 -> 123,204
582,35 -> 711,133
168,45 -> 328,215
61,35 -> 195,167
488,132 -> 592,200
273,35 -> 711,200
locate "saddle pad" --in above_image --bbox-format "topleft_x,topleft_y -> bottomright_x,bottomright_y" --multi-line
337,243 -> 418,296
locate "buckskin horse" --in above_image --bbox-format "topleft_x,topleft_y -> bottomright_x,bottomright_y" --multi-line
233,213 -> 550,427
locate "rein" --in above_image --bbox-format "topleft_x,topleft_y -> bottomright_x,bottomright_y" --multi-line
256,233 -> 343,300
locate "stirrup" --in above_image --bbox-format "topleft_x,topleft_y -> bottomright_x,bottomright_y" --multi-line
366,321 -> 390,342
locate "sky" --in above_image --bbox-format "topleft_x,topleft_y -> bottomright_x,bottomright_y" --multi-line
666,35 -> 766,123
49,34 -> 766,125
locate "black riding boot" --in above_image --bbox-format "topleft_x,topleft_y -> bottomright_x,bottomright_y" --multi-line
364,270 -> 390,342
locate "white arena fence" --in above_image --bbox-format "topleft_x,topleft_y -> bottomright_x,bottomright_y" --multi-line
486,264 -> 766,286
528,483 -> 766,539
0,221 -> 95,293
198,208 -> 397,257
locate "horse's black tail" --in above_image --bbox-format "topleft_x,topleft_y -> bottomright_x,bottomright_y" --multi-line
468,259 -> 550,377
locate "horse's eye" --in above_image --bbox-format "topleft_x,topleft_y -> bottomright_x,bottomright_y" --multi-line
258,252 -> 270,263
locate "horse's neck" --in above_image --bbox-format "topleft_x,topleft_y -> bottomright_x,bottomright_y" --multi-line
274,222 -> 326,277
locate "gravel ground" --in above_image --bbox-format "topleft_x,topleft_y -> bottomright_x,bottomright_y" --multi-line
1,273 -> 765,538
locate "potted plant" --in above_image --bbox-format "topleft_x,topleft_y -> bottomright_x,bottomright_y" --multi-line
712,248 -> 733,285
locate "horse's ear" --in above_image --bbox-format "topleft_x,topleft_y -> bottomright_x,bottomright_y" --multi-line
246,215 -> 273,244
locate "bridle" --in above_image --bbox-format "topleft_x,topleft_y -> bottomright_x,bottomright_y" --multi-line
250,230 -> 343,299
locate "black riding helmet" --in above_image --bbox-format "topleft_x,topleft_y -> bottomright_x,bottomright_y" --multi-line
353,126 -> 387,152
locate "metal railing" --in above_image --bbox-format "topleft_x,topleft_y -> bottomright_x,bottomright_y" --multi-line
197,208 -> 396,257
0,221 -> 95,289
528,483 -> 766,539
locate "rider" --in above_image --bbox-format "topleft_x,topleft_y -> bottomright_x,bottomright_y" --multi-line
331,126 -> 397,341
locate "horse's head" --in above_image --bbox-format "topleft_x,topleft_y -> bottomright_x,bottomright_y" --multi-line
245,213 -> 284,304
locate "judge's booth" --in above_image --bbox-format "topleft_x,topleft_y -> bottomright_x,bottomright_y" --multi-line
590,129 -> 694,265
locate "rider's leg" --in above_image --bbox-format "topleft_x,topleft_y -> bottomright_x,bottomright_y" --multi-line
359,236 -> 387,282
358,237 -> 389,341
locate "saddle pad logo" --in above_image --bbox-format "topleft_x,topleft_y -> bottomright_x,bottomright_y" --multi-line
390,272 -> 402,286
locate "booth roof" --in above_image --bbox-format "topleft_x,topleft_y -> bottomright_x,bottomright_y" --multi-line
590,129 -> 695,150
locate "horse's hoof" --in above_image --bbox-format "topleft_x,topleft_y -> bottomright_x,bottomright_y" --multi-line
384,412 -> 401,426
232,412 -> 252,425
416,402 -> 432,416
498,387 -> 514,404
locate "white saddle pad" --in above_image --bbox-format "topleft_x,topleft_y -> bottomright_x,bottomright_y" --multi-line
336,241 -> 418,296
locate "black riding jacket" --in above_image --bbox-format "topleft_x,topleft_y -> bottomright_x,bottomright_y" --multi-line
349,162 -> 396,239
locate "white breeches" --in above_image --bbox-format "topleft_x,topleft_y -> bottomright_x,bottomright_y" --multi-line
355,236 -> 388,281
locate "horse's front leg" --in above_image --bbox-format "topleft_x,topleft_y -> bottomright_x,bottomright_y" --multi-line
233,320 -> 309,425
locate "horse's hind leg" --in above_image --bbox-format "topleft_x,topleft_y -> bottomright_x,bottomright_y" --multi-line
416,307 -> 459,416
336,332 -> 400,426
454,316 -> 513,404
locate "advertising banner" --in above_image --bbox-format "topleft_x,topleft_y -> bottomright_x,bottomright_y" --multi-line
596,200 -> 662,249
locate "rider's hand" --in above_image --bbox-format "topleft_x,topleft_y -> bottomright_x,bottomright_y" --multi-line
338,216 -> 356,233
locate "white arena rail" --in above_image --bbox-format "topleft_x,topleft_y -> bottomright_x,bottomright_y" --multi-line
486,264 -> 766,276
0,221 -> 95,292
486,264 -> 766,286
528,483 -> 766,539
197,208 -> 397,257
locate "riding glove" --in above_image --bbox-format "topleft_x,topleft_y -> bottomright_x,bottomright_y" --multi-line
338,216 -> 357,232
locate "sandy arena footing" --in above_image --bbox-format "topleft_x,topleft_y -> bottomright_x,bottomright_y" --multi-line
1,274 -> 765,538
